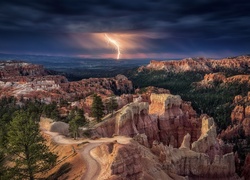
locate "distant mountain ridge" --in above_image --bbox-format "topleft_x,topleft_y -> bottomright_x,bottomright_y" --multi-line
139,55 -> 250,73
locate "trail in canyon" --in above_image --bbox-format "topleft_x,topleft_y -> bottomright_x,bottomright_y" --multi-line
43,130 -> 131,180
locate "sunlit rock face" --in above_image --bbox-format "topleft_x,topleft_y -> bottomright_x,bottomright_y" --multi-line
139,55 -> 250,73
91,142 -> 144,180
194,73 -> 250,90
91,115 -> 239,180
91,93 -> 201,147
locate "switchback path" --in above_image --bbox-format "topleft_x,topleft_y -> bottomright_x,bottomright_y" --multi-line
42,130 -> 131,180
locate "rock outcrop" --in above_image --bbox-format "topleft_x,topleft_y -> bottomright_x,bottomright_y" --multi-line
91,116 -> 238,179
191,116 -> 221,159
61,74 -> 133,97
91,93 -> 201,147
150,116 -> 238,179
231,105 -> 245,123
50,121 -> 69,136
0,60 -> 47,80
92,142 -> 143,180
140,55 -> 250,73
220,92 -> 250,139
0,61 -> 133,103
134,86 -> 170,103
0,72 -> 133,106
195,73 -> 250,89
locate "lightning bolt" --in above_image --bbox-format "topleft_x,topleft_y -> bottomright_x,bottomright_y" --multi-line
105,33 -> 121,60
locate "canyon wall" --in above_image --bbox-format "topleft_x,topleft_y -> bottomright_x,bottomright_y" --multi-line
195,73 -> 250,89
91,115 -> 239,179
140,55 -> 250,73
91,93 -> 201,147
220,92 -> 250,139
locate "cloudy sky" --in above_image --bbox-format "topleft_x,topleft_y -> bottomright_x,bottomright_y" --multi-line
0,0 -> 250,59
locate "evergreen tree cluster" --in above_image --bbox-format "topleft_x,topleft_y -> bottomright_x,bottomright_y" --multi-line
0,97 -> 58,180
90,94 -> 118,122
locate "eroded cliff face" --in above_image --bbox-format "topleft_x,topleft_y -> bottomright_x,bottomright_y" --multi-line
140,55 -> 250,73
89,92 -> 241,179
91,93 -> 201,147
220,92 -> 250,139
0,61 -> 47,80
91,142 -> 144,180
90,115 -> 238,179
0,71 -> 133,103
194,73 -> 250,89
150,116 -> 238,179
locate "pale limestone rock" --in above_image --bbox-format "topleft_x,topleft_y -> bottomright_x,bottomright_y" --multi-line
191,116 -> 218,155
92,93 -> 201,147
149,93 -> 182,115
179,133 -> 191,150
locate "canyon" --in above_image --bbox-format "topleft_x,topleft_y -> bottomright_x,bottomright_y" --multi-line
1,59 -> 249,179
0,61 -> 133,104
86,93 -> 239,179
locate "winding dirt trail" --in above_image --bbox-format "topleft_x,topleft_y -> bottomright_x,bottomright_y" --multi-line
80,143 -> 102,180
43,130 -> 131,180
79,136 -> 131,180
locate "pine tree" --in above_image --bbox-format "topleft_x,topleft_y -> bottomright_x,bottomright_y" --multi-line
105,96 -> 118,116
91,94 -> 104,122
69,116 -> 81,140
69,108 -> 86,139
7,110 -> 57,180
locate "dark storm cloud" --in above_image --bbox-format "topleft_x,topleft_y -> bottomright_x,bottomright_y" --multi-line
0,0 -> 250,58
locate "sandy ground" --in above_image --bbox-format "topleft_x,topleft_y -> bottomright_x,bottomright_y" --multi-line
80,143 -> 102,180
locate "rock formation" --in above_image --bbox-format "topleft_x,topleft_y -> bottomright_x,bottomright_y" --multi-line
231,105 -> 245,123
0,72 -> 133,105
50,121 -> 69,136
140,55 -> 250,73
149,116 -> 238,179
91,93 -> 201,147
220,92 -> 250,139
92,142 -> 144,180
195,73 -> 250,89
134,86 -> 170,103
0,60 -> 47,80
90,115 -> 239,179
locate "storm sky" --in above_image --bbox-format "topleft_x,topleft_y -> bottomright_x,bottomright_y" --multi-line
0,0 -> 250,59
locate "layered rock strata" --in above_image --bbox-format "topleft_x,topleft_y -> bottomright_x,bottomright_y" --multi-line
140,55 -> 250,73
220,92 -> 250,139
195,73 -> 250,89
91,93 -> 201,147
91,116 -> 238,179
0,73 -> 133,103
